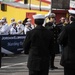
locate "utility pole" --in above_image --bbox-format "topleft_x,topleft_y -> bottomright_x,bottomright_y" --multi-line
29,0 -> 31,10
39,0 -> 41,11
51,0 -> 52,13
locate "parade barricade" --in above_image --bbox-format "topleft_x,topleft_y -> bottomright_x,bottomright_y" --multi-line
0,35 -> 26,55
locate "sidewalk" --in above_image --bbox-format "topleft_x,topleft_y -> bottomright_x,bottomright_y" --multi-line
0,55 -> 64,75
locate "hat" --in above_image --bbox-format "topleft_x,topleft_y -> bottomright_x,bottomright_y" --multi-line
27,19 -> 31,22
48,13 -> 56,18
68,9 -> 75,16
33,14 -> 45,19
2,17 -> 6,20
25,22 -> 31,25
11,18 -> 15,21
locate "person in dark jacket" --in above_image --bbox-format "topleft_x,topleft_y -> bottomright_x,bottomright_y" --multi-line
58,9 -> 75,75
23,14 -> 54,75
22,18 -> 28,26
45,13 -> 60,70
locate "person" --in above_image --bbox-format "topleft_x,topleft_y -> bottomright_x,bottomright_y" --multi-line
27,18 -> 35,29
64,18 -> 69,26
9,22 -> 18,35
2,17 -> 7,24
58,9 -> 75,75
10,18 -> 15,23
23,14 -> 54,75
57,17 -> 66,32
17,20 -> 25,34
24,22 -> 32,34
0,20 -> 9,35
22,18 -> 28,26
45,13 -> 60,70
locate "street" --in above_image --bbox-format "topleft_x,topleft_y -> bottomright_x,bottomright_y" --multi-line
0,53 -> 64,75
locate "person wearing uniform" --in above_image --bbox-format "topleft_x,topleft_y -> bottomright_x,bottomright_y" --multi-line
0,20 -> 9,35
24,22 -> 32,34
9,22 -> 18,35
17,20 -> 25,34
58,9 -> 75,75
0,20 -> 3,34
27,18 -> 35,29
45,13 -> 60,70
23,14 -> 54,75
10,18 -> 15,23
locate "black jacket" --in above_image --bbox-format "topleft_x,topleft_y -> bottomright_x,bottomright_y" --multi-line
23,25 -> 53,71
58,22 -> 75,67
45,22 -> 60,54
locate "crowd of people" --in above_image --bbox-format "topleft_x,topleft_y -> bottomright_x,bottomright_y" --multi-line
1,9 -> 75,75
0,14 -> 69,36
23,9 -> 75,75
0,17 -> 34,35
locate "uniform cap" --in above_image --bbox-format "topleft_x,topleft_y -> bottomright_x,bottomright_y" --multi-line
11,18 -> 15,21
27,19 -> 31,21
2,17 -> 6,20
18,20 -> 22,23
48,13 -> 56,18
33,14 -> 45,19
68,9 -> 75,16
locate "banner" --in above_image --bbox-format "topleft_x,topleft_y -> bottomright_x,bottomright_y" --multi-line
0,35 -> 26,54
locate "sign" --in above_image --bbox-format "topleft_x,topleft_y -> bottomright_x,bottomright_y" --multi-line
0,35 -> 26,54
52,0 -> 70,9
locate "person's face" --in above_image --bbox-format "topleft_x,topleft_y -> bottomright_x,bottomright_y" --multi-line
11,20 -> 15,23
50,17 -> 56,23
60,19 -> 65,23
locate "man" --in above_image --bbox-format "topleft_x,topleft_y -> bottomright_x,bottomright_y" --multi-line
23,14 -> 53,75
9,22 -> 18,35
57,17 -> 66,32
45,13 -> 60,70
58,9 -> 75,75
24,22 -> 32,34
17,20 -> 25,34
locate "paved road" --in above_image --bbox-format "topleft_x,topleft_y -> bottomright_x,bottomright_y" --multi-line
0,54 -> 64,75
